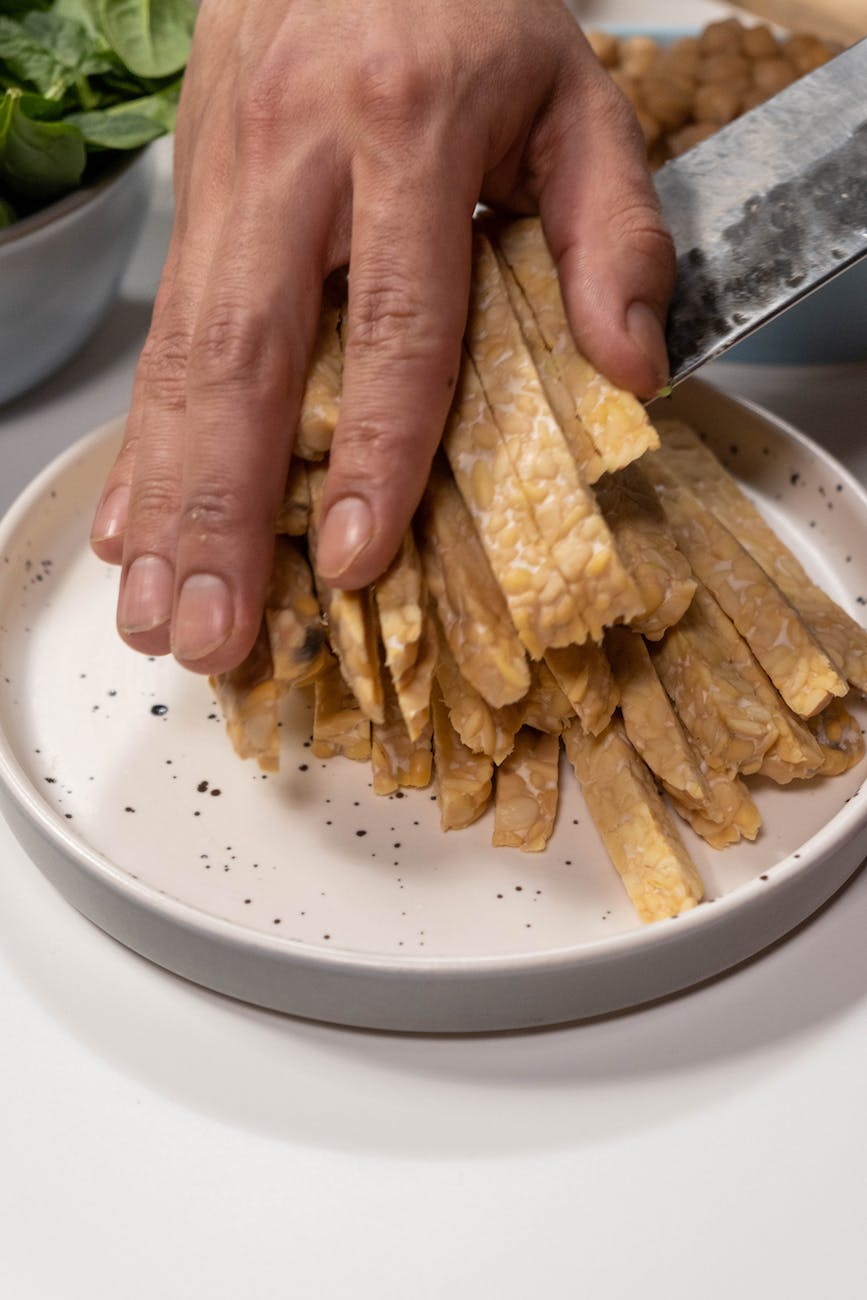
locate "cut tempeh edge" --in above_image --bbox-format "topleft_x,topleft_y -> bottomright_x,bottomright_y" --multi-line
391,607 -> 438,742
211,621 -> 283,772
644,456 -> 847,717
431,684 -> 494,831
668,767 -> 761,850
650,604 -> 778,777
434,625 -> 526,766
594,462 -> 696,640
654,418 -> 867,692
685,585 -> 824,784
463,233 -> 642,644
418,457 -> 530,707
808,697 -> 866,776
442,343 -> 585,658
521,661 -> 574,735
312,652 -> 372,761
493,217 -> 659,472
307,464 -> 385,724
375,532 -> 424,685
294,273 -> 345,461
492,727 -> 560,852
564,716 -> 704,921
544,641 -> 619,737
275,457 -> 311,536
371,678 -> 432,796
265,536 -> 329,687
604,626 -> 709,810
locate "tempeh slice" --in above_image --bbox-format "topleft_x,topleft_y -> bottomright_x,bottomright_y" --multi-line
375,532 -> 424,685
492,728 -> 560,852
392,609 -> 438,741
418,458 -> 529,707
275,458 -> 310,536
464,234 -> 642,643
435,631 -> 525,766
682,585 -> 824,784
644,457 -> 847,717
521,661 -> 574,735
442,347 -> 584,657
493,244 -> 606,483
669,768 -> 761,850
594,463 -> 696,640
564,716 -> 703,921
307,464 -> 385,724
808,697 -> 866,776
265,536 -> 328,687
294,275 -> 344,461
654,418 -> 867,691
371,679 -> 432,796
431,685 -> 493,830
494,217 -> 659,473
605,627 -> 709,810
545,642 -> 619,737
312,654 -> 371,761
211,622 -> 282,772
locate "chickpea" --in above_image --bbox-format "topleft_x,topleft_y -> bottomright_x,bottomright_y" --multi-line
693,81 -> 743,126
740,85 -> 772,113
784,34 -> 833,76
751,56 -> 796,95
742,24 -> 779,61
668,122 -> 718,158
638,75 -> 693,131
586,29 -> 620,69
697,52 -> 752,90
698,18 -> 745,56
619,35 -> 662,80
660,36 -> 701,83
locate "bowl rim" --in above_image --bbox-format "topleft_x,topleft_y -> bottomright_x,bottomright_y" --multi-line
0,147 -> 148,250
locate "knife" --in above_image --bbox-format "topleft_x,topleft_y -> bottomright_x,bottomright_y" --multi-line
655,37 -> 867,384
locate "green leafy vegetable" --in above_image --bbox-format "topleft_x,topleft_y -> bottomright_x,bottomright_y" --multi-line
0,0 -> 189,224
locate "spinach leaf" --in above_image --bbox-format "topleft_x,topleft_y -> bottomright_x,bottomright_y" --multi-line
0,11 -> 112,98
92,0 -> 195,79
0,85 -> 85,194
66,105 -> 158,146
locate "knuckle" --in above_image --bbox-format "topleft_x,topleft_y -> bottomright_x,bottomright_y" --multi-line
349,274 -> 453,363
129,475 -> 180,527
138,328 -> 191,413
188,303 -> 269,391
179,486 -> 248,544
354,46 -> 431,127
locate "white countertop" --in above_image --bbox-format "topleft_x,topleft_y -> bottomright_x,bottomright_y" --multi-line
2,6 -> 867,1296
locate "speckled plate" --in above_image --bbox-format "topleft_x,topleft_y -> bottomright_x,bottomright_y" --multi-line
1,378 -> 867,1031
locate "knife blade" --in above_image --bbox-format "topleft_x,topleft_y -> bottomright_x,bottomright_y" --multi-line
655,37 -> 867,384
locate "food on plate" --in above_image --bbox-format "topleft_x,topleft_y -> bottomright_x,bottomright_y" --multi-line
210,216 -> 866,926
586,18 -> 843,171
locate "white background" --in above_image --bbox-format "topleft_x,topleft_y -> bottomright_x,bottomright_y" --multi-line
2,3 -> 867,1296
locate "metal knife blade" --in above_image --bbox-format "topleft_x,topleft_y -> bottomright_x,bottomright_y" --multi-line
655,37 -> 867,383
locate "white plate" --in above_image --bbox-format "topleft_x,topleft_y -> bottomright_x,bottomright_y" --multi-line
1,378 -> 866,1031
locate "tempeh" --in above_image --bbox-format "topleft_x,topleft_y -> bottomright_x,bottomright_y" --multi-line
375,532 -> 424,685
492,727 -> 560,852
312,653 -> 371,761
494,217 -> 659,472
808,697 -> 866,776
307,464 -> 385,724
418,458 -> 530,707
594,463 -> 696,640
644,455 -> 847,717
521,661 -> 574,735
464,233 -> 642,643
211,622 -> 283,772
431,684 -> 494,830
371,679 -> 432,795
564,716 -> 704,921
391,608 -> 438,741
669,767 -> 761,850
655,418 -> 867,692
294,275 -> 344,461
544,641 -> 619,737
605,627 -> 709,809
275,458 -> 311,536
435,630 -> 525,766
265,536 -> 328,687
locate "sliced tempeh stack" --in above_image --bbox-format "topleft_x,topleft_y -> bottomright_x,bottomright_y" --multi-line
492,728 -> 560,852
431,684 -> 494,830
434,628 -> 526,766
211,622 -> 283,773
293,273 -> 344,461
275,458 -> 311,536
312,652 -> 371,761
265,536 -> 329,688
371,678 -> 432,796
544,641 -> 619,737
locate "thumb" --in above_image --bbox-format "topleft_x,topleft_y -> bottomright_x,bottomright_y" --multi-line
535,46 -> 675,398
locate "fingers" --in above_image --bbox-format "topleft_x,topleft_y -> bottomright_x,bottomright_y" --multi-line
535,41 -> 676,398
317,146 -> 476,589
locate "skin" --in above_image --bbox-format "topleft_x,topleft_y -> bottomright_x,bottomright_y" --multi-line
90,0 -> 675,677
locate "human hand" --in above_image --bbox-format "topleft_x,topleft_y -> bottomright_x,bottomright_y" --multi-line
90,0 -> 674,677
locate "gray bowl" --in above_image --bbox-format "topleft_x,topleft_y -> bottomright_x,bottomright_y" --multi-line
0,147 -> 155,405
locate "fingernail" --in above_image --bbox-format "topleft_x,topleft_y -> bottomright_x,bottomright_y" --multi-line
172,573 -> 234,661
91,486 -> 130,544
316,496 -> 374,582
626,300 -> 669,389
118,554 -> 174,635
